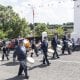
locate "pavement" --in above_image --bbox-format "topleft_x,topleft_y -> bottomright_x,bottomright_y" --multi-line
0,50 -> 80,80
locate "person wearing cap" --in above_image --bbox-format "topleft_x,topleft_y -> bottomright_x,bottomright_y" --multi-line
41,37 -> 50,66
13,41 -> 29,79
51,33 -> 60,59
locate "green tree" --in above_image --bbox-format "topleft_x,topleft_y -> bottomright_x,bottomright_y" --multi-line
20,18 -> 30,37
0,30 -> 6,39
35,23 -> 48,36
55,26 -> 64,38
0,5 -> 30,39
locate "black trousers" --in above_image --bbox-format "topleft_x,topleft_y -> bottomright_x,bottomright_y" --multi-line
53,47 -> 59,58
2,52 -> 9,60
43,52 -> 49,65
7,48 -> 10,56
62,45 -> 71,54
18,61 -> 28,77
72,44 -> 76,51
31,48 -> 38,57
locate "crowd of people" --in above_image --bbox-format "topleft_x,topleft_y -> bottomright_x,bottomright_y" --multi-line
0,33 -> 73,79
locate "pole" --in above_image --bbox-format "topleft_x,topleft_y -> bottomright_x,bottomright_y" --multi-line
28,4 -> 35,42
32,7 -> 35,42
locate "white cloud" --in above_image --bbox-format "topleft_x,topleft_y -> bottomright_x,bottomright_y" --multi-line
0,0 -> 74,24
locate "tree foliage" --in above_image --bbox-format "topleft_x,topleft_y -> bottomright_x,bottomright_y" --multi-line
55,26 -> 64,38
35,23 -> 48,36
0,30 -> 6,39
0,5 -> 30,39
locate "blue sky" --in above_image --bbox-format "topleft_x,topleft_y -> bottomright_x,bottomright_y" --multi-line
0,0 -> 74,24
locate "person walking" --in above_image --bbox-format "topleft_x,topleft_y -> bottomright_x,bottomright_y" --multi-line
51,33 -> 60,59
13,41 -> 29,79
41,37 -> 50,66
62,35 -> 71,55
30,40 -> 38,57
2,46 -> 9,61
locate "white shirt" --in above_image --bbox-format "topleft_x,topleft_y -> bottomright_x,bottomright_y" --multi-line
21,46 -> 26,53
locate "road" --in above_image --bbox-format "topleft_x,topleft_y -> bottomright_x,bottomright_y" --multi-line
0,50 -> 80,80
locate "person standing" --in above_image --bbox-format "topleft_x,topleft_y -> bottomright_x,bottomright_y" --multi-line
41,37 -> 50,66
51,33 -> 60,59
62,35 -> 71,55
13,41 -> 29,79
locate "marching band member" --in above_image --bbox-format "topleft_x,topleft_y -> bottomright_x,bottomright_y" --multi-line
62,35 -> 71,55
2,46 -> 9,61
41,37 -> 50,66
13,40 -> 29,79
51,33 -> 60,59
30,40 -> 38,57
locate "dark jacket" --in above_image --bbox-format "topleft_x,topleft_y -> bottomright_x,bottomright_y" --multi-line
3,47 -> 7,53
31,43 -> 35,49
15,39 -> 18,46
51,37 -> 57,49
62,36 -> 68,46
41,40 -> 48,53
13,46 -> 27,61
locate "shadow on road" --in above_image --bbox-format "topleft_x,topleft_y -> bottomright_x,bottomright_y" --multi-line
2,62 -> 19,66
28,63 -> 48,70
6,75 -> 26,80
59,54 -> 69,56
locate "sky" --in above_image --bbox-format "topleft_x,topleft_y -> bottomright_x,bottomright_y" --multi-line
0,0 -> 74,24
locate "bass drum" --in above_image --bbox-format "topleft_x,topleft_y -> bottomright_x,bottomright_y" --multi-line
48,49 -> 54,53
0,57 -> 2,61
27,57 -> 35,64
